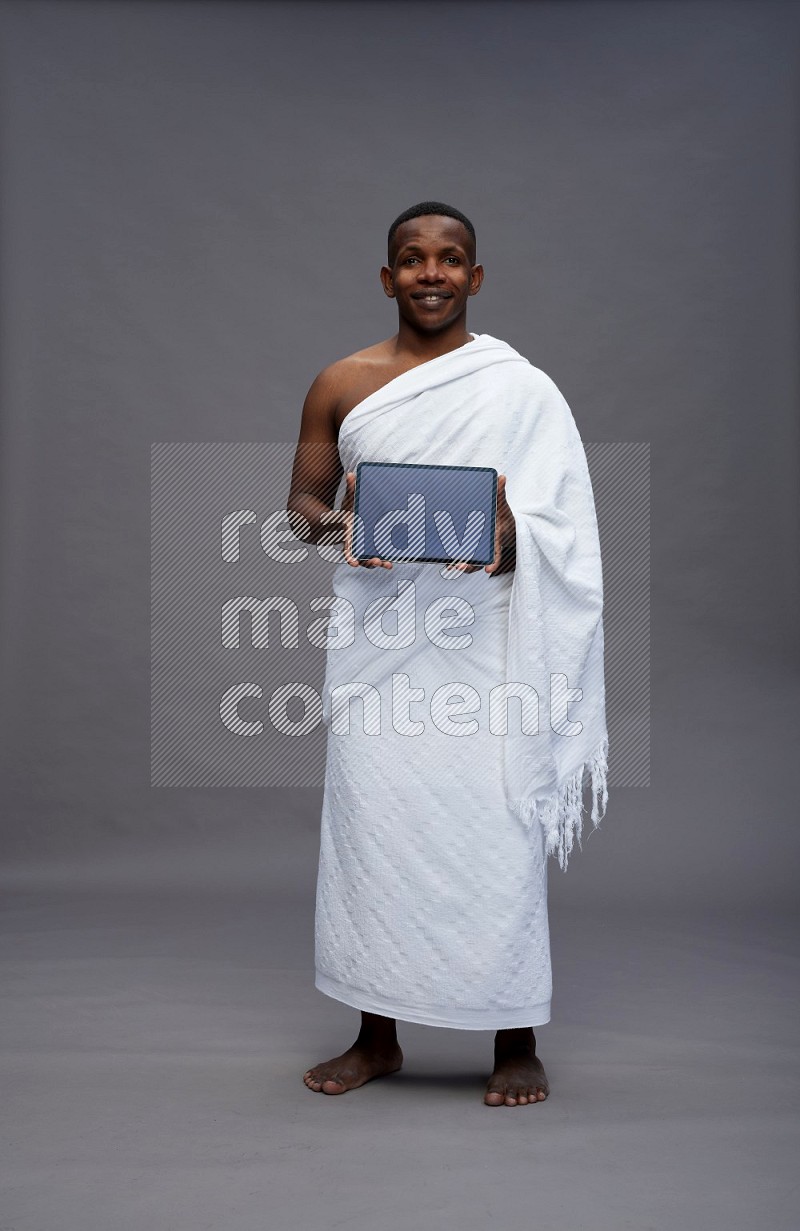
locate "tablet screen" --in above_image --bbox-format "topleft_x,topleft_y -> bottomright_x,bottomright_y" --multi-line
352,461 -> 498,565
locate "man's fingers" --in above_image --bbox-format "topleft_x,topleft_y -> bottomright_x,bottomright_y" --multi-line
349,555 -> 392,569
485,514 -> 503,574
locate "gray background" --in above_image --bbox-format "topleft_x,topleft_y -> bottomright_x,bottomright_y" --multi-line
0,2 -> 798,1229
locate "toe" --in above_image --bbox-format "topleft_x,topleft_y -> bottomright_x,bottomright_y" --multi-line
484,1088 -> 505,1106
321,1077 -> 347,1094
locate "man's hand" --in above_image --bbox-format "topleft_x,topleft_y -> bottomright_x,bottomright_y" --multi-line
486,474 -> 517,574
341,471 -> 394,570
447,473 -> 516,576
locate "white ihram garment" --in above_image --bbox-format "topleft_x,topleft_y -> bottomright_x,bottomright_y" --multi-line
314,334 -> 608,1030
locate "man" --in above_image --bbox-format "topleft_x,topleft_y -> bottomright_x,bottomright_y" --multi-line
287,202 -> 608,1107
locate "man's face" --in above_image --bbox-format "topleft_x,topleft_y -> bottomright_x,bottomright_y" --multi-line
381,215 -> 483,332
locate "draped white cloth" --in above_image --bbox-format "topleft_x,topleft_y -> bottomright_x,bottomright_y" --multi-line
313,332 -> 608,1029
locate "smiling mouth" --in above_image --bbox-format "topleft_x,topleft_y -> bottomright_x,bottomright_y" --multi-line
412,292 -> 452,304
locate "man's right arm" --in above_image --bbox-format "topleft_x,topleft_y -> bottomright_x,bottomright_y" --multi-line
286,365 -> 345,547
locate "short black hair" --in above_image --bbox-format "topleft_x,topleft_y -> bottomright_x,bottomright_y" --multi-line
387,201 -> 476,263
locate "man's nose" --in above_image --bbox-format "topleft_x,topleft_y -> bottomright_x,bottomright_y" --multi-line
417,260 -> 444,282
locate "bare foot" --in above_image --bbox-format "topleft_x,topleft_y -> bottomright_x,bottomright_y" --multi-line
484,1027 -> 549,1107
303,1040 -> 403,1095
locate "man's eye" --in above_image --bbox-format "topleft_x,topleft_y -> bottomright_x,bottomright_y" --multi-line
445,257 -> 460,264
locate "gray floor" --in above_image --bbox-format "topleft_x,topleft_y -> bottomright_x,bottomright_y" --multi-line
1,871 -> 797,1231
2,633 -> 798,1229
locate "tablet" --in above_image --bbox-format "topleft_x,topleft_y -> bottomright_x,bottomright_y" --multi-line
352,461 -> 498,565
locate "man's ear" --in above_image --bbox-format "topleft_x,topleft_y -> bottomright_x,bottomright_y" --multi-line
380,266 -> 396,298
468,264 -> 485,296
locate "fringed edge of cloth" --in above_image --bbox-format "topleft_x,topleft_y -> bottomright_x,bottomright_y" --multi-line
509,735 -> 609,871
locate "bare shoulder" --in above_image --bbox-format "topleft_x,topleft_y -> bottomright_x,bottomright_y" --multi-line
322,338 -> 395,380
307,338 -> 399,428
